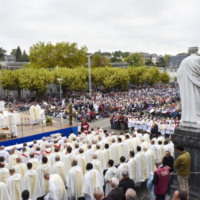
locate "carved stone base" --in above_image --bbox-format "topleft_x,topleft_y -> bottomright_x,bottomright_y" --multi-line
171,127 -> 200,200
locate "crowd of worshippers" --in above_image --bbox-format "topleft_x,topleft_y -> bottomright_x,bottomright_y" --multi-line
0,126 -> 178,200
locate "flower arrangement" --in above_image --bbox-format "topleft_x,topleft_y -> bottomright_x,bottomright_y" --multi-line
46,115 -> 52,125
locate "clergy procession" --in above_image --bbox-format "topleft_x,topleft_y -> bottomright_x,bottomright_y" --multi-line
0,123 -> 176,200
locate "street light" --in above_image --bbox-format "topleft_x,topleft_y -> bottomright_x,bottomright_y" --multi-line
57,78 -> 63,102
87,54 -> 92,97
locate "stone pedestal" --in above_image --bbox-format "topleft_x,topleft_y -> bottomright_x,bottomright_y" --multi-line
171,127 -> 200,200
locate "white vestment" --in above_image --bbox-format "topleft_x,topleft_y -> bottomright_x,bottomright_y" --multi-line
85,149 -> 94,164
8,112 -> 18,136
117,162 -> 129,179
102,149 -> 110,170
104,166 -> 118,196
48,174 -> 68,200
24,169 -> 42,200
110,143 -> 119,166
91,159 -> 103,177
61,153 -> 73,176
0,182 -> 11,200
82,169 -> 103,200
6,174 -> 23,200
13,163 -> 27,178
144,149 -> 155,178
28,158 -> 40,170
66,165 -> 84,200
0,167 -> 9,182
127,157 -> 137,182
8,154 -> 19,168
135,152 -> 147,183
29,105 -> 39,124
95,149 -> 103,168
0,149 -> 9,161
52,161 -> 66,186
76,154 -> 86,175
36,164 -> 51,196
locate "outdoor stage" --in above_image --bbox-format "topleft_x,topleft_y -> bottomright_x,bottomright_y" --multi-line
0,119 -> 78,147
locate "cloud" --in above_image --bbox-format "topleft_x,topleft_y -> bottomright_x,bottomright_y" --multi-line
0,0 -> 200,55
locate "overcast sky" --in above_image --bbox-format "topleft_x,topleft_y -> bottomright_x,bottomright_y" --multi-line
1,0 -> 200,56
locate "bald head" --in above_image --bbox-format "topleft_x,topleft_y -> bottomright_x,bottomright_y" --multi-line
94,190 -> 104,200
93,154 -> 97,159
44,173 -> 50,180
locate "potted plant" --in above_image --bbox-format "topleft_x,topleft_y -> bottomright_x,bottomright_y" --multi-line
46,115 -> 52,126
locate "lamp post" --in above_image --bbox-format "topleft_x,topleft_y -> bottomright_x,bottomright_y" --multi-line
57,78 -> 63,102
87,54 -> 92,97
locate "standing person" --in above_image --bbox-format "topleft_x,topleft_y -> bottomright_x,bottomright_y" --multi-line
81,119 -> 89,132
153,159 -> 170,200
174,145 -> 191,200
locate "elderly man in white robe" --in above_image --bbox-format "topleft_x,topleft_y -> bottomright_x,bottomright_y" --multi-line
127,151 -> 137,182
13,157 -> 27,178
28,152 -> 40,170
91,154 -> 103,177
6,168 -> 23,200
85,144 -> 94,164
104,159 -> 118,196
135,146 -> 147,184
131,134 -> 140,154
66,159 -> 84,200
110,138 -> 119,166
24,162 -> 42,200
95,144 -> 103,168
61,146 -> 73,175
82,163 -> 104,200
36,156 -> 51,196
75,148 -> 87,175
8,149 -> 19,169
44,173 -> 68,200
52,155 -> 66,186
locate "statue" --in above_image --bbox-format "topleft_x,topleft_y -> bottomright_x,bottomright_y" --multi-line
177,47 -> 200,127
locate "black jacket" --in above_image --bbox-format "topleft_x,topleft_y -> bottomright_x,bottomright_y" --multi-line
107,187 -> 125,200
118,177 -> 136,194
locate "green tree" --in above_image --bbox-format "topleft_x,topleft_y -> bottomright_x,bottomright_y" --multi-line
164,54 -> 170,65
91,67 -> 105,88
10,49 -> 17,58
16,46 -> 22,62
143,67 -> 160,85
0,69 -> 22,97
19,68 -> 54,96
160,71 -> 170,84
156,57 -> 166,67
145,59 -> 154,66
29,42 -> 88,68
91,54 -> 111,68
125,53 -> 144,67
128,66 -> 147,85
0,47 -> 6,60
19,50 -> 29,62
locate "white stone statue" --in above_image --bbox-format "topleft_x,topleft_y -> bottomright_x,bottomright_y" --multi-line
177,47 -> 200,127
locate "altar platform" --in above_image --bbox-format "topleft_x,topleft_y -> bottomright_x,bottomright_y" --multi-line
0,119 -> 78,147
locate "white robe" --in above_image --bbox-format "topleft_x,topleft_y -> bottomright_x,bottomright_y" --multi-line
104,166 -> 118,196
8,113 -> 18,136
91,159 -> 103,177
127,157 -> 137,182
52,161 -> 66,186
13,163 -> 27,178
102,149 -> 110,170
82,169 -> 103,200
95,149 -> 103,168
110,143 -> 119,166
36,164 -> 51,196
28,158 -> 40,170
61,153 -> 73,176
0,167 -> 9,182
144,149 -> 155,178
48,174 -> 68,200
117,162 -> 128,179
0,182 -> 10,200
8,154 -> 19,168
76,154 -> 86,175
24,169 -> 42,200
66,165 -> 84,200
6,174 -> 23,200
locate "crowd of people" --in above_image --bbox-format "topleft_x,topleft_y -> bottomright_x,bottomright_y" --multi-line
0,124 -> 190,200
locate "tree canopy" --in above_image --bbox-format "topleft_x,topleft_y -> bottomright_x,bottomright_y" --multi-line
29,42 -> 88,68
125,53 -> 144,67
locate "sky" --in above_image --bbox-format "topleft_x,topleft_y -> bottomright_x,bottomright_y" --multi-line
1,0 -> 200,56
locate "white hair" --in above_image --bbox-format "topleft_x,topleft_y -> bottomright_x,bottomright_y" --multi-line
125,188 -> 137,200
111,177 -> 119,187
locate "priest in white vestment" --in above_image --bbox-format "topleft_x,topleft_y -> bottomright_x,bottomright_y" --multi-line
0,182 -> 10,200
85,145 -> 94,164
36,157 -> 51,196
28,152 -> 40,170
13,157 -> 27,178
75,148 -> 87,175
44,173 -> 68,200
95,145 -> 103,168
127,151 -> 137,182
6,168 -> 23,200
110,138 -> 119,166
144,146 -> 155,178
131,135 -> 140,153
104,159 -> 118,196
61,146 -> 73,177
124,135 -> 133,161
52,155 -> 66,186
117,138 -> 126,164
8,149 -> 19,168
66,159 -> 84,200
24,162 -> 42,200
29,105 -> 38,124
82,163 -> 104,200
8,109 -> 18,137
102,144 -> 110,170
135,146 -> 147,183
117,156 -> 128,179
91,154 -> 103,177
0,162 -> 9,182
0,146 -> 9,161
